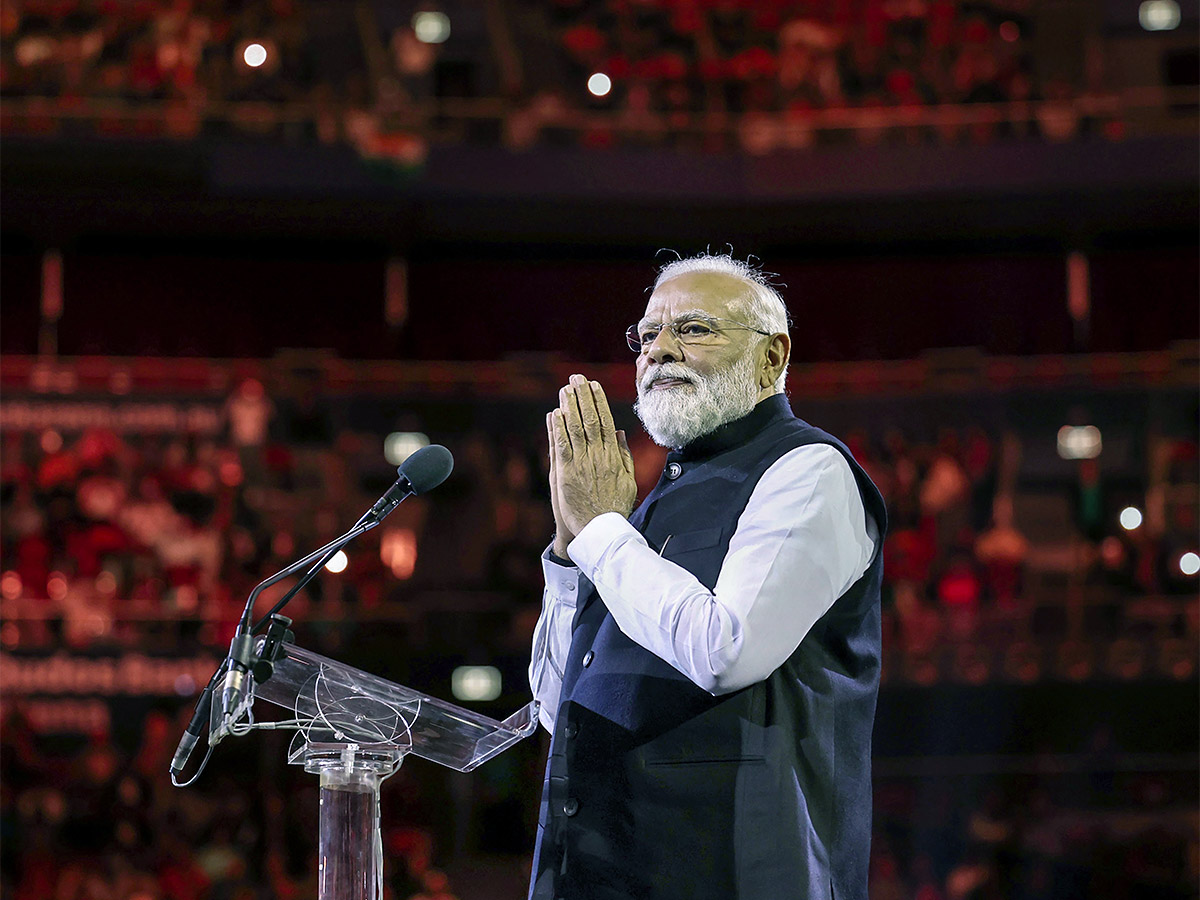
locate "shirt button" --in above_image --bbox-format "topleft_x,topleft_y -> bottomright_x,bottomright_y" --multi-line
665,462 -> 682,480
564,722 -> 578,739
582,651 -> 594,668
563,798 -> 580,816
566,582 -> 576,592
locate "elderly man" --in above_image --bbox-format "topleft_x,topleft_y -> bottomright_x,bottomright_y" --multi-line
528,253 -> 886,900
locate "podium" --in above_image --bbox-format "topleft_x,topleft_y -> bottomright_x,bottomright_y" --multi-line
209,626 -> 539,900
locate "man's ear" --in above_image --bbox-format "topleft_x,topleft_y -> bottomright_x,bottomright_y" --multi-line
761,333 -> 790,389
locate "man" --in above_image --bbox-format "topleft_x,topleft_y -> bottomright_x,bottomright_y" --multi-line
528,253 -> 886,900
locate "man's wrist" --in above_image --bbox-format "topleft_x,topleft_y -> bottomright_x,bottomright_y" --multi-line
550,536 -> 572,564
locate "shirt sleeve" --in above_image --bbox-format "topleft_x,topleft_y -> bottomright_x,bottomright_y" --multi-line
566,443 -> 878,695
527,545 -> 584,732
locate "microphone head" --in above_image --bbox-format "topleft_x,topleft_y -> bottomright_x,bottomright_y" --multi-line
397,444 -> 454,495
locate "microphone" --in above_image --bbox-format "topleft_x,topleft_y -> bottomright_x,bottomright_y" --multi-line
365,444 -> 454,523
174,445 -> 455,784
218,446 -> 454,749
170,659 -> 227,781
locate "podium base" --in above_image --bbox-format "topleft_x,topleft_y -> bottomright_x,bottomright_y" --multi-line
306,744 -> 403,900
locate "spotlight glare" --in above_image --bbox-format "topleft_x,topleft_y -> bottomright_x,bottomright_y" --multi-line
1139,0 -> 1181,30
384,431 -> 430,466
587,72 -> 612,97
243,42 -> 268,67
1180,552 -> 1200,577
1119,506 -> 1143,531
1056,425 -> 1102,460
413,11 -> 451,44
451,665 -> 502,701
324,550 -> 349,574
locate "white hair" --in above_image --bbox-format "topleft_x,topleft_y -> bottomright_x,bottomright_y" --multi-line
653,252 -> 791,391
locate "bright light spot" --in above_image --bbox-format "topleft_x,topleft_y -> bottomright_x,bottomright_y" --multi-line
1119,506 -> 1143,531
999,20 -> 1020,42
95,571 -> 118,595
243,42 -> 268,67
174,585 -> 198,614
413,11 -> 451,44
381,527 -> 418,579
40,429 -> 63,454
324,550 -> 349,574
47,573 -> 68,601
1057,425 -> 1102,460
1180,552 -> 1200,576
1139,0 -> 1181,30
218,459 -> 244,487
1,571 -> 22,601
588,72 -> 612,97
451,666 -> 502,701
175,674 -> 197,696
384,431 -> 430,466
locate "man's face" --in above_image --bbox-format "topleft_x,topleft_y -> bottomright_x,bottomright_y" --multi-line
633,271 -> 768,449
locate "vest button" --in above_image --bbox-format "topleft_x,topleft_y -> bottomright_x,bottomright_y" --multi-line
665,462 -> 682,480
564,722 -> 578,739
563,798 -> 580,816
582,650 -> 594,668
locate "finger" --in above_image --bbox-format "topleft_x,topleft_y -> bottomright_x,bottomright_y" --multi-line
558,387 -> 579,449
560,384 -> 586,445
547,414 -> 564,511
616,429 -> 634,476
572,376 -> 602,445
589,380 -> 617,444
551,409 -> 573,462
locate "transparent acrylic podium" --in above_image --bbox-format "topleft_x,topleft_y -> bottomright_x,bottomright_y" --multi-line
210,633 -> 539,900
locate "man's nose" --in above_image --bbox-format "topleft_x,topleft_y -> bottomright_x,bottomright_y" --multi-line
645,328 -> 681,364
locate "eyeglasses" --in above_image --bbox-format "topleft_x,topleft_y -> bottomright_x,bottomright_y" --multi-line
625,314 -> 772,353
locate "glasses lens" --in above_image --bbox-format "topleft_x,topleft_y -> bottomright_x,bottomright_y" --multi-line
625,325 -> 643,352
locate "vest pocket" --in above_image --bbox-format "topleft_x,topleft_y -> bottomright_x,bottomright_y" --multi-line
659,526 -> 723,558
637,686 -> 766,766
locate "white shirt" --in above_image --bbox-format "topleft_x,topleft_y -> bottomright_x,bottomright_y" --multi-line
528,443 -> 879,733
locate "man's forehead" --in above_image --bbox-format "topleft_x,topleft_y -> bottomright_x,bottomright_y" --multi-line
643,271 -> 748,320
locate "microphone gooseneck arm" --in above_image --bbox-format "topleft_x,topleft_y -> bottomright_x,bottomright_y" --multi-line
171,444 -> 454,786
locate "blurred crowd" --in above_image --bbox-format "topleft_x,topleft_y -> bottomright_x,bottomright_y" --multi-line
1,701 -> 491,899
0,0 -> 1115,151
2,378 -> 1195,665
869,738 -> 1197,900
514,0 -> 1085,151
0,0 -> 322,137
1,374 -> 1197,899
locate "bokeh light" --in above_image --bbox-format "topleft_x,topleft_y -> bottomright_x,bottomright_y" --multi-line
1,571 -> 22,601
587,73 -> 612,97
413,11 -> 451,44
1180,552 -> 1200,576
1119,506 -> 1143,531
384,431 -> 430,466
324,550 -> 349,574
1056,425 -> 1102,460
47,572 -> 68,601
1139,0 -> 1181,30
243,42 -> 268,68
451,665 -> 502,701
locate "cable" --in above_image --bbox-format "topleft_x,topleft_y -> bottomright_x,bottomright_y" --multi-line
170,745 -> 214,788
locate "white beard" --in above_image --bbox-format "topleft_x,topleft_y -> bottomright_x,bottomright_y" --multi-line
634,353 -> 761,449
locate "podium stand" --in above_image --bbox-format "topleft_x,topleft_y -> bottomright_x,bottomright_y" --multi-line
209,632 -> 539,900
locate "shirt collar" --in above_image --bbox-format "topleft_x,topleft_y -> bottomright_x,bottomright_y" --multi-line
667,394 -> 795,463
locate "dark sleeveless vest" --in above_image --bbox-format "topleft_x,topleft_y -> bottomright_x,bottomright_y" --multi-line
530,395 -> 887,900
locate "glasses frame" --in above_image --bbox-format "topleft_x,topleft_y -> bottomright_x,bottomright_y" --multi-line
626,314 -> 773,353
